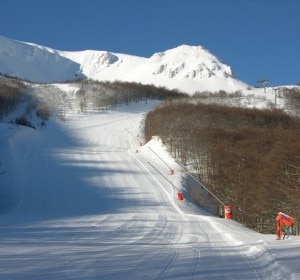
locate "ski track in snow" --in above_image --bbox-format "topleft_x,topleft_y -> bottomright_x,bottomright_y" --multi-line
0,101 -> 299,279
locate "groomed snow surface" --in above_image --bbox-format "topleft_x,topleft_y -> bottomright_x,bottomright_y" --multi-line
0,101 -> 299,279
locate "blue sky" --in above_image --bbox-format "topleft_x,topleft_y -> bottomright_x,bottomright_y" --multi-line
1,0 -> 299,86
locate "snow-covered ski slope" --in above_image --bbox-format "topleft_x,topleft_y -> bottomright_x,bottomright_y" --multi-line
0,99 -> 299,279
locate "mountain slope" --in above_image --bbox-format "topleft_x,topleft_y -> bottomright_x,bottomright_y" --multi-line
0,35 -> 248,94
0,35 -> 84,82
0,100 -> 299,279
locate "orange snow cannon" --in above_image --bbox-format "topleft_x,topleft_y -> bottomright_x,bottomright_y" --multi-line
276,212 -> 294,240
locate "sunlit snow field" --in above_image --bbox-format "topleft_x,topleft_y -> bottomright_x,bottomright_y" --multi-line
0,99 -> 299,279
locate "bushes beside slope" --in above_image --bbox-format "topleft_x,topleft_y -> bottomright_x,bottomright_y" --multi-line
144,99 -> 300,233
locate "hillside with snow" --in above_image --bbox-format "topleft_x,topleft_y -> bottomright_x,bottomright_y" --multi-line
0,94 -> 299,279
0,35 -> 248,94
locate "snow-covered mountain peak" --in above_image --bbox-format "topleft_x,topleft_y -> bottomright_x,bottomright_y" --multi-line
148,44 -> 233,80
0,35 -> 248,94
95,51 -> 119,66
151,44 -> 218,62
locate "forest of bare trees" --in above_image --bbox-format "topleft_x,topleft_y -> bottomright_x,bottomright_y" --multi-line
144,99 -> 300,233
73,80 -> 186,111
0,79 -> 23,120
0,77 -> 186,125
282,87 -> 300,116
